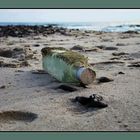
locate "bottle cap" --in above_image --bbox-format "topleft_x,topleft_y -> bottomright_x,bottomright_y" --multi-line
76,67 -> 96,85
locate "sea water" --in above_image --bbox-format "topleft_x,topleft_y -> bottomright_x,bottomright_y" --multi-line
0,21 -> 140,32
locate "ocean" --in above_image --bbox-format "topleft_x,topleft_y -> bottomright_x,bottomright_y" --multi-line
0,22 -> 140,32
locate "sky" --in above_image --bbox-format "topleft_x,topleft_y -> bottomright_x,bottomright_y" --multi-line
0,9 -> 140,23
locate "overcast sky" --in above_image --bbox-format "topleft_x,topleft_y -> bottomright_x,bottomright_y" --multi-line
0,9 -> 140,23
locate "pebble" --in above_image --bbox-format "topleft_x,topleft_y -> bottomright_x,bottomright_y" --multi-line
0,85 -> 6,89
118,71 -> 125,74
97,77 -> 114,83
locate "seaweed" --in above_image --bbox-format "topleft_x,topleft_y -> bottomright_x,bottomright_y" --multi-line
41,47 -> 67,56
41,47 -> 89,67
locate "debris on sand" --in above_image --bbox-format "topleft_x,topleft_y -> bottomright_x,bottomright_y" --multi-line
0,49 -> 13,58
0,85 -> 6,89
0,59 -> 21,68
118,71 -> 125,74
95,45 -> 106,50
127,61 -> 140,67
41,47 -> 96,85
55,85 -> 77,92
84,48 -> 98,52
71,45 -> 98,52
0,111 -> 38,122
15,70 -> 25,72
104,47 -> 118,51
31,69 -> 48,74
73,94 -> 108,108
97,77 -> 114,83
124,31 -> 139,34
112,52 -> 129,56
70,45 -> 84,51
90,61 -> 125,66
116,43 -> 127,46
33,44 -> 40,47
95,45 -> 118,50
0,25 -> 70,37
0,46 -> 37,68
110,57 -> 121,60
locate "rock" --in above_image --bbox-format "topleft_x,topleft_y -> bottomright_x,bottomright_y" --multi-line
31,69 -> 48,74
110,57 -> 121,60
7,42 -> 14,45
5,63 -> 20,68
33,44 -> 40,47
18,54 -> 25,61
33,37 -> 41,40
129,52 -> 140,59
25,53 -> 34,59
0,85 -> 6,89
33,56 -> 39,60
102,39 -> 112,42
112,52 -> 129,56
0,111 -> 38,122
70,45 -> 84,51
0,60 -> 20,68
124,31 -> 139,34
90,61 -> 125,66
117,121 -> 122,123
24,45 -> 30,48
73,94 -> 108,108
15,70 -> 24,72
0,49 -> 13,58
56,85 -> 77,92
104,47 -> 118,50
97,77 -> 114,83
33,50 -> 38,54
84,48 -> 98,52
95,45 -> 106,49
116,43 -> 126,46
118,71 -> 125,74
127,62 -> 140,67
13,47 -> 24,52
123,124 -> 128,128
0,25 -> 69,37
0,46 -> 35,67
20,60 -> 29,67
95,46 -> 118,50
71,45 -> 98,52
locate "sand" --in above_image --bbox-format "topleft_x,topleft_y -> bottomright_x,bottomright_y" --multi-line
0,28 -> 140,131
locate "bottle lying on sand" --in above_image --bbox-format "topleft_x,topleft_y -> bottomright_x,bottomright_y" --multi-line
41,47 -> 96,85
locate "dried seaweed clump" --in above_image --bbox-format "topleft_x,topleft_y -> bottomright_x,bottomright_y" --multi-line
41,47 -> 89,67
41,47 -> 67,56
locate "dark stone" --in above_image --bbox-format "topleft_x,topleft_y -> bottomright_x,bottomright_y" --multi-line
95,45 -> 106,49
128,62 -> 140,68
96,46 -> 118,50
33,44 -> 40,47
56,85 -> 77,92
0,111 -> 38,122
70,45 -> 84,51
0,25 -> 69,37
116,43 -> 126,46
128,64 -> 140,67
0,85 -> 6,89
104,47 -> 118,50
0,49 -> 13,58
13,47 -> 24,52
118,71 -> 125,74
124,31 -> 139,34
97,77 -> 114,83
74,94 -> 108,108
112,52 -> 129,56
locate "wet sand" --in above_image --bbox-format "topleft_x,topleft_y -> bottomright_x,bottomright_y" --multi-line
0,26 -> 140,131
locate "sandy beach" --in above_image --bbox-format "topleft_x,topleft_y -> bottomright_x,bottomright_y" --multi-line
0,26 -> 140,131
